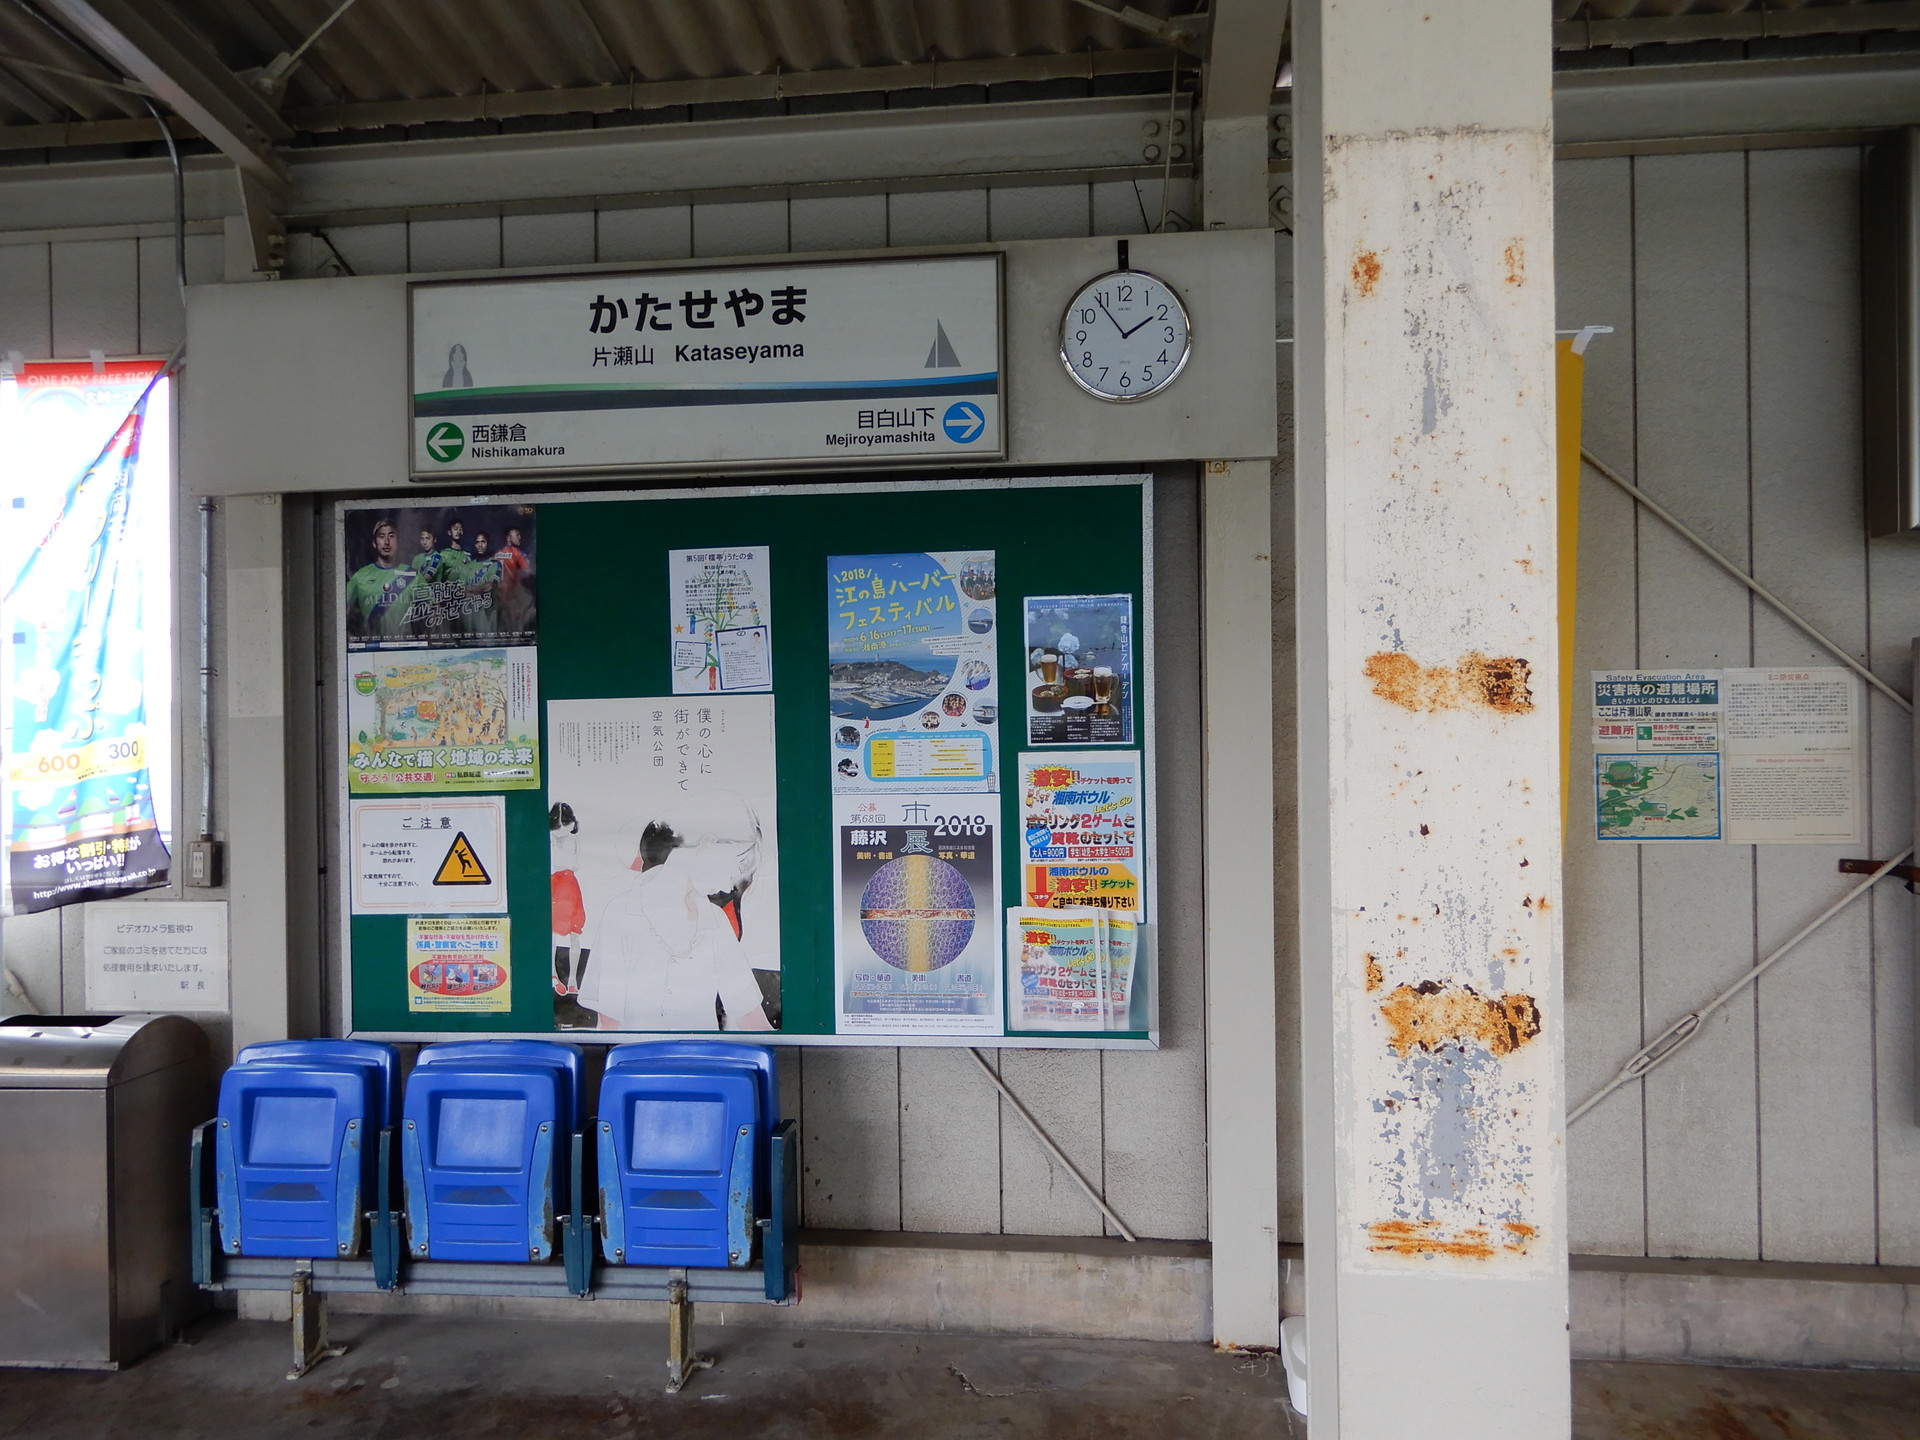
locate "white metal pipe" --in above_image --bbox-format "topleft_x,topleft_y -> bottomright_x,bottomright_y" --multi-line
966,1048 -> 1138,1242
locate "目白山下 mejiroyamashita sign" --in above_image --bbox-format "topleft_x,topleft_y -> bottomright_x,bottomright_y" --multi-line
410,255 -> 1003,476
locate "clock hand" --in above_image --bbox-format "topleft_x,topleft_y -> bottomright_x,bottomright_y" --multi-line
1116,314 -> 1158,339
1097,298 -> 1125,333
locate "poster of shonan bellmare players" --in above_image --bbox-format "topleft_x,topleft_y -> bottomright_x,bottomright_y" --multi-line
344,505 -> 536,651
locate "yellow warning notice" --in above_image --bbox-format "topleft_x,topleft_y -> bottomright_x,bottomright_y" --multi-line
432,831 -> 492,886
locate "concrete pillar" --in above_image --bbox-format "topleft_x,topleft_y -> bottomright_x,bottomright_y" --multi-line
224,493 -> 290,1049
1293,1 -> 1569,1435
1202,459 -> 1280,1349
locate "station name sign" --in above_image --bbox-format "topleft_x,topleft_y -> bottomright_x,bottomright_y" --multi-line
409,254 -> 1004,477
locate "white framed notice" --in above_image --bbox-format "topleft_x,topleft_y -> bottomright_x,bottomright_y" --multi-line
84,900 -> 229,1013
410,255 -> 1004,476
349,795 -> 508,914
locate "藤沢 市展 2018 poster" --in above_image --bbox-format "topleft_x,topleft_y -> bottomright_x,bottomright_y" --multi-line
834,796 -> 1001,1036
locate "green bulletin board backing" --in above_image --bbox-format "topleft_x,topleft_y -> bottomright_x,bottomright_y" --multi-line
344,476 -> 1150,1043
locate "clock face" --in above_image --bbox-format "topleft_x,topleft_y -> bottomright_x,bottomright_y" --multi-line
1058,269 -> 1192,402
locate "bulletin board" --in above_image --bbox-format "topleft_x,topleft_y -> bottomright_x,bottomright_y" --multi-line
334,474 -> 1155,1047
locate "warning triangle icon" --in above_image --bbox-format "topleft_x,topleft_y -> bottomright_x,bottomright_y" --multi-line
924,320 -> 961,369
432,831 -> 492,886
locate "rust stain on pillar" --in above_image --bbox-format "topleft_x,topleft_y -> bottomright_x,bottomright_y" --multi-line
1377,980 -> 1541,1057
1362,651 -> 1533,715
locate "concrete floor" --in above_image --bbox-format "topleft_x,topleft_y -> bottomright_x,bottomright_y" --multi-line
0,1314 -> 1916,1438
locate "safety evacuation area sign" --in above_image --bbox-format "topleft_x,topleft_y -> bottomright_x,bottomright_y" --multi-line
349,796 -> 506,914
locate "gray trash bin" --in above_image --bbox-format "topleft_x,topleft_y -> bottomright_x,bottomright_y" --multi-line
0,1013 -> 211,1369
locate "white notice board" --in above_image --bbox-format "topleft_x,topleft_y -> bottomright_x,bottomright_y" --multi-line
410,255 -> 1004,477
84,900 -> 229,1013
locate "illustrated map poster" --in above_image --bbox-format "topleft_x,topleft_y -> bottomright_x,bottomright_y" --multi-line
670,546 -> 772,694
547,696 -> 780,1033
1024,594 -> 1134,745
828,551 -> 998,794
834,797 -> 1001,1036
347,647 -> 540,793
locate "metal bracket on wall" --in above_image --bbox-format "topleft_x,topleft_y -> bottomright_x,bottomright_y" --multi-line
1839,857 -> 1920,892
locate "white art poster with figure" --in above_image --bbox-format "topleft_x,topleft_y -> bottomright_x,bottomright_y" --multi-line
545,696 -> 780,1034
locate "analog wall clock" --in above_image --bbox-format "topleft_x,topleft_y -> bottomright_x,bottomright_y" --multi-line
1058,265 -> 1192,402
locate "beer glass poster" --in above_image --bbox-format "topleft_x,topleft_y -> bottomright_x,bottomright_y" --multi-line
1019,752 -> 1143,916
834,798 -> 1001,1036
1023,594 -> 1133,745
827,552 -> 998,795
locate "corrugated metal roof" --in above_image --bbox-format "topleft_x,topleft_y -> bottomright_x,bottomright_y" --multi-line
2,0 -> 1917,138
0,0 -> 1187,131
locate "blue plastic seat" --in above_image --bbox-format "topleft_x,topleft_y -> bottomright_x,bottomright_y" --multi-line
215,1063 -> 375,1259
401,1063 -> 562,1263
414,1040 -> 584,1136
596,1065 -> 759,1269
606,1041 -> 777,1129
236,1039 -> 400,1130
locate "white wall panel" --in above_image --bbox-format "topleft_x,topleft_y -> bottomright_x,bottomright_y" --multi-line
988,184 -> 1091,242
137,233 -> 223,354
596,206 -> 692,262
789,193 -> 887,253
888,189 -> 988,247
800,1047 -> 901,1230
692,199 -> 788,259
899,1048 -> 1001,1233
502,211 -> 596,269
1632,152 -> 1760,1262
0,242 -> 50,357
318,223 -> 408,277
50,239 -> 138,358
1747,147 -> 1878,1265
408,217 -> 502,273
998,1050 -> 1108,1235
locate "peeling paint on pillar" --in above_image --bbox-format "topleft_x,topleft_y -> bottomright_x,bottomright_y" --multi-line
1325,129 -> 1563,1278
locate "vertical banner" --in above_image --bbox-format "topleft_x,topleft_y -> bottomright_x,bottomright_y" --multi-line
3,375 -> 170,913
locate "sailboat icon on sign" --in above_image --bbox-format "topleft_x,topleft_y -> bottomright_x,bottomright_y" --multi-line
924,320 -> 961,368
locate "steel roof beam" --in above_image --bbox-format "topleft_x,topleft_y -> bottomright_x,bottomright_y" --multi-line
37,0 -> 288,188
1197,0 -> 1288,229
1554,0 -> 1920,49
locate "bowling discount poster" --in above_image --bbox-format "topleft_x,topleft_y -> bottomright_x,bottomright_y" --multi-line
833,796 -> 1001,1036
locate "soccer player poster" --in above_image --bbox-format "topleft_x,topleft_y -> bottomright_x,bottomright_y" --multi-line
343,503 -> 537,651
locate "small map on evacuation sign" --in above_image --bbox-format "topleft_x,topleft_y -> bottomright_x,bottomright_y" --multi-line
1594,753 -> 1721,841
350,796 -> 507,913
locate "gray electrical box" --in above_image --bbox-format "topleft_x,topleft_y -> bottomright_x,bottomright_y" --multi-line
0,1014 -> 211,1369
1864,128 -> 1920,536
